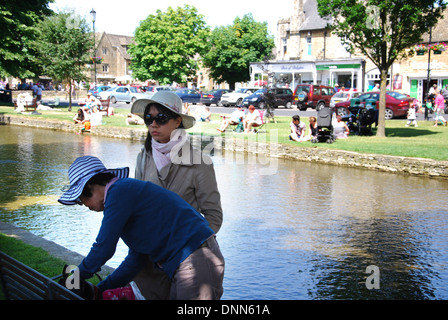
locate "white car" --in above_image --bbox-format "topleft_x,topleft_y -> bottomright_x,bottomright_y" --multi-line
99,86 -> 153,104
220,87 -> 260,107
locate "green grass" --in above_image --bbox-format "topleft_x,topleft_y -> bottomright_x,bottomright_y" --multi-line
191,113 -> 448,161
1,104 -> 448,161
0,233 -> 101,300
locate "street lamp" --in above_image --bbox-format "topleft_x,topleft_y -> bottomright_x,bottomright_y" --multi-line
90,8 -> 97,87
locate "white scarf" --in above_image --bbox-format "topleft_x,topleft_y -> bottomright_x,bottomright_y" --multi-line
151,129 -> 187,171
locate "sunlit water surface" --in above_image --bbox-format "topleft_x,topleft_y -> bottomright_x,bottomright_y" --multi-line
1,125 -> 448,299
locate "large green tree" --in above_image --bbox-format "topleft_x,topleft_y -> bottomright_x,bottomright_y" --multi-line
317,0 -> 446,137
129,5 -> 210,84
0,0 -> 54,78
202,14 -> 275,90
34,11 -> 94,110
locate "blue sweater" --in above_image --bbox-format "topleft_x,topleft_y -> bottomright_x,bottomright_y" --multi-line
77,178 -> 215,291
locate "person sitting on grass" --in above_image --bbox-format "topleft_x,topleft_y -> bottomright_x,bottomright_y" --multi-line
243,105 -> 262,134
217,106 -> 245,132
289,115 -> 307,141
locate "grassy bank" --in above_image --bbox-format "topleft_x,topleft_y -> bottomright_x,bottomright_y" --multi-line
0,233 -> 100,300
1,104 -> 448,161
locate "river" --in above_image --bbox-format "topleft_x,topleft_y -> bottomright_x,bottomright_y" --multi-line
1,125 -> 448,299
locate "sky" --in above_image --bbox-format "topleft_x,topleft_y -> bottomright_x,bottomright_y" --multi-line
49,0 -> 293,36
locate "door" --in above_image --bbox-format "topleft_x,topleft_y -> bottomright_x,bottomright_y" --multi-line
410,80 -> 418,99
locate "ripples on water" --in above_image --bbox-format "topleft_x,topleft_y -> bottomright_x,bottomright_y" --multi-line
1,126 -> 448,300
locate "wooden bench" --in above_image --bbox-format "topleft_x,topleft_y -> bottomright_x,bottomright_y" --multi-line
0,251 -> 82,300
13,98 -> 38,112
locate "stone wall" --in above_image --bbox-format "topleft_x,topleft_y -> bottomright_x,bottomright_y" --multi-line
2,114 -> 448,179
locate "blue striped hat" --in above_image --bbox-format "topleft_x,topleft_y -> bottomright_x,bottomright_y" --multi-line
58,156 -> 129,206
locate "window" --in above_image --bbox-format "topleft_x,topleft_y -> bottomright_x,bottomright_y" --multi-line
102,64 -> 109,73
306,34 -> 312,56
282,38 -> 287,55
102,47 -> 108,55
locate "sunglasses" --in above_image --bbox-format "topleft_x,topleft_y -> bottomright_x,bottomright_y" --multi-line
144,113 -> 173,126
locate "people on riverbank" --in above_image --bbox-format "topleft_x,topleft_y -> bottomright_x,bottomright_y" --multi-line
307,116 -> 318,140
333,114 -> 350,139
58,156 -> 224,300
130,91 -> 223,300
433,89 -> 447,127
405,102 -> 418,127
289,115 -> 307,142
243,105 -> 263,134
217,106 -> 245,132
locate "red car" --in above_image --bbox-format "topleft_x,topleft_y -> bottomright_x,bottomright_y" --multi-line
333,92 -> 412,119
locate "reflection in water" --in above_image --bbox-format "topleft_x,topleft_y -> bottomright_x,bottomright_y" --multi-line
1,125 -> 448,299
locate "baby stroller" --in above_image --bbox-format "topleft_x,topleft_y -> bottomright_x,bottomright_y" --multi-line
356,105 -> 376,136
311,106 -> 335,144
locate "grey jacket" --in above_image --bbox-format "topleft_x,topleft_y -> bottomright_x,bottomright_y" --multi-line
135,144 -> 223,233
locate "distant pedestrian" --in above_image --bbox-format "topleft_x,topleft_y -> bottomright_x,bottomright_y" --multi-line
405,101 -> 418,127
433,89 -> 447,127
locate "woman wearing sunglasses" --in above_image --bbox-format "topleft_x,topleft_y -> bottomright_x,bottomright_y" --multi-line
130,91 -> 223,300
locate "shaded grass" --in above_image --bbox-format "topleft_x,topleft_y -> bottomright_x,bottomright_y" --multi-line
0,233 -> 100,300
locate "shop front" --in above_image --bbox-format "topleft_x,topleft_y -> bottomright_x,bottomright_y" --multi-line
405,59 -> 448,101
249,61 -> 316,90
315,61 -> 364,90
249,59 -> 364,91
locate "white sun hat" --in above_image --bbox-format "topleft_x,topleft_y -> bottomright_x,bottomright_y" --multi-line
131,91 -> 196,129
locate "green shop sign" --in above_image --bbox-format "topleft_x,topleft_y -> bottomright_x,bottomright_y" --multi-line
316,64 -> 361,70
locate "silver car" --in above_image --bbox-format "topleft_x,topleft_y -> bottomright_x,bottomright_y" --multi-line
99,86 -> 152,104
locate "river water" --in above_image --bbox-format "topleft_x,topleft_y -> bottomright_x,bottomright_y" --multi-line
1,125 -> 448,300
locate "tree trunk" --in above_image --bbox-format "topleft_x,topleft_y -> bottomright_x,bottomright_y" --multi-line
68,80 -> 73,112
376,69 -> 388,137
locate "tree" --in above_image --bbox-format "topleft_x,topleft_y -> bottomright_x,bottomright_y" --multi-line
129,5 -> 210,85
202,14 -> 275,90
0,0 -> 53,78
34,11 -> 93,111
317,0 -> 446,137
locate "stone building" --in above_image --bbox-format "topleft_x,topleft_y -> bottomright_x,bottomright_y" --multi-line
397,10 -> 448,101
251,0 -> 448,101
251,0 -> 366,91
90,32 -> 135,85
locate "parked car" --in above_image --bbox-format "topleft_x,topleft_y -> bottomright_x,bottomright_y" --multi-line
88,85 -> 110,99
146,86 -> 176,93
329,90 -> 362,109
220,87 -> 259,107
174,88 -> 201,104
99,86 -> 152,104
293,84 -> 336,111
241,87 -> 294,109
200,89 -> 232,106
333,91 -> 412,119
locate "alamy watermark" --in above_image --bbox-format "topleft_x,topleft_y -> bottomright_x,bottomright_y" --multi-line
170,129 -> 279,176
65,14 -> 82,30
64,265 -> 81,290
365,265 -> 380,290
